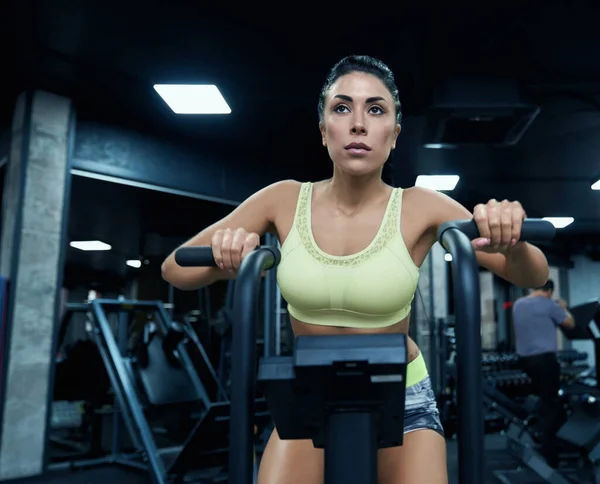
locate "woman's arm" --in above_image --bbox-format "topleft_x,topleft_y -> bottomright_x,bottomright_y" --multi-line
161,179 -> 296,290
416,187 -> 549,288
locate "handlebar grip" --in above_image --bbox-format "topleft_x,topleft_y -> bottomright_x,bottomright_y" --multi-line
174,245 -> 282,269
437,218 -> 556,243
518,219 -> 557,241
174,246 -> 217,267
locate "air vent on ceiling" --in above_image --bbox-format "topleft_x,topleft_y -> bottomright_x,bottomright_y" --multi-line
422,79 -> 540,148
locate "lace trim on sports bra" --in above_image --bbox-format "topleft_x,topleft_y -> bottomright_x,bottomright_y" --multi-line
295,183 -> 401,267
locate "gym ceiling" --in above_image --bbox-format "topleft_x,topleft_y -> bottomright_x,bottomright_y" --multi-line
1,2 -> 600,272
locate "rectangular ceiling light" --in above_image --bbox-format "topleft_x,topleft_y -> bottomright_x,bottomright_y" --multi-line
153,84 -> 231,114
126,260 -> 142,268
415,175 -> 460,191
592,179 -> 600,190
70,240 -> 112,251
542,217 -> 574,229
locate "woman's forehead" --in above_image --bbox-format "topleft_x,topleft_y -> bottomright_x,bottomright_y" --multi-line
327,72 -> 391,101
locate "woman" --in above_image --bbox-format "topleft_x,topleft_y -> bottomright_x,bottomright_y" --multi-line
161,55 -> 549,484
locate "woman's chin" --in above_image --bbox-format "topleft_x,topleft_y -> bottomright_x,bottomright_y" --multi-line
336,160 -> 382,178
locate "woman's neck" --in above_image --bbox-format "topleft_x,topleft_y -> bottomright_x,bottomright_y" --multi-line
325,172 -> 390,213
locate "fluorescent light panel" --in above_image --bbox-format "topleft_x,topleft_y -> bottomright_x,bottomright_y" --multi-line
153,84 -> 231,114
70,240 -> 112,251
423,143 -> 459,149
126,260 -> 142,268
592,179 -> 600,190
415,175 -> 460,191
542,217 -> 574,229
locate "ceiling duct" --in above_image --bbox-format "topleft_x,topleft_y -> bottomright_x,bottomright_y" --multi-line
422,78 -> 540,148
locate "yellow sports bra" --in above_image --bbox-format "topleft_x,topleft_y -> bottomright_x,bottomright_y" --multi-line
277,182 -> 420,329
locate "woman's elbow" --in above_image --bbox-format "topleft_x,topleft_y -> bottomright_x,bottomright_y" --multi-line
161,260 -> 174,282
534,267 -> 550,288
161,258 -> 216,291
161,257 -> 184,289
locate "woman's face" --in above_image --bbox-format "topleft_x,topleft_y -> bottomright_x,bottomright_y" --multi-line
320,71 -> 401,178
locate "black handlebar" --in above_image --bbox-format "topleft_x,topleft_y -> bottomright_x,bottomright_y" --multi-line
174,245 -> 281,270
173,244 -> 281,484
174,246 -> 218,267
437,217 -> 556,243
436,218 -> 555,484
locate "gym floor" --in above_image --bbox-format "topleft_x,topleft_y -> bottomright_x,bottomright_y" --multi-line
12,434 -> 522,484
447,433 -> 522,483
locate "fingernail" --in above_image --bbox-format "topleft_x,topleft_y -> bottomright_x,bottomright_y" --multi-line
511,239 -> 517,246
476,238 -> 490,247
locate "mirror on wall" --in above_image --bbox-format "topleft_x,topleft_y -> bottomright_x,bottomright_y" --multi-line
50,173 -> 237,465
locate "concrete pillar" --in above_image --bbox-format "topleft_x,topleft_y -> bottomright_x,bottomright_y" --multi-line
548,265 -> 567,350
0,90 -> 73,479
479,271 -> 496,350
429,243 -> 449,320
549,266 -> 562,299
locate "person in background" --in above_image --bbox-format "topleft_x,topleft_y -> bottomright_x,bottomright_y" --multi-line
512,279 -> 575,467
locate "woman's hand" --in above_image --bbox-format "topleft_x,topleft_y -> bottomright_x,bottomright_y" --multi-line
472,199 -> 527,254
211,228 -> 260,272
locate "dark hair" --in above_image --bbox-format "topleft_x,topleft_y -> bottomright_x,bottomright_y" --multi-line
535,279 -> 554,292
317,55 -> 402,186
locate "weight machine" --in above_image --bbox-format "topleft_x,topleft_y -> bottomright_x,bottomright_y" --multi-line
50,299 -> 270,483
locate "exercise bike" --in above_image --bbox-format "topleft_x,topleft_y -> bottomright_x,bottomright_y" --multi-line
175,218 -> 556,484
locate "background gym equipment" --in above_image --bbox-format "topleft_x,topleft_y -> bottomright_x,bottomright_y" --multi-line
175,217 -> 556,484
50,298 -> 271,483
492,298 -> 600,483
50,303 -> 114,463
565,300 -> 600,388
438,341 -> 591,440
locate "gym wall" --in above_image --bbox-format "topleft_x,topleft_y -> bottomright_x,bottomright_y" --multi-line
568,255 -> 600,306
568,255 -> 600,368
71,119 -> 290,205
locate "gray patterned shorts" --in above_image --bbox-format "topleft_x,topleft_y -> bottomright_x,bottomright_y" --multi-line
404,376 -> 445,438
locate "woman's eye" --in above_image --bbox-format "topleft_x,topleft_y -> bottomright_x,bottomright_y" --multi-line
332,104 -> 384,114
333,105 -> 349,113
